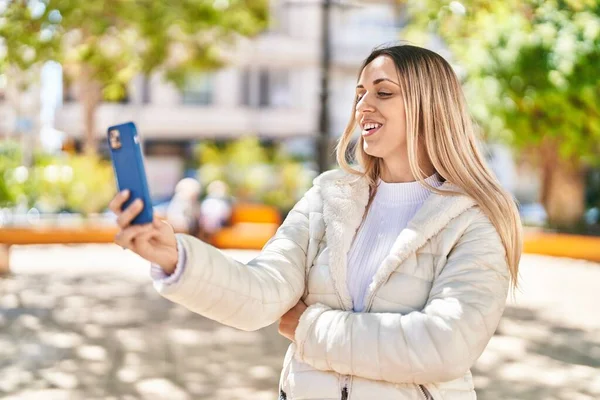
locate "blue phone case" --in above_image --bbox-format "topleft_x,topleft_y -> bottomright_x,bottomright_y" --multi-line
107,122 -> 153,225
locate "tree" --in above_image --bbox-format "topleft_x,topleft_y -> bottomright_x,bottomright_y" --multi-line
0,140 -> 22,207
0,0 -> 268,154
403,0 -> 600,227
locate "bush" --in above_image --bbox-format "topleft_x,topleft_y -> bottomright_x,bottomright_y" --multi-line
0,141 -> 23,207
195,136 -> 316,214
0,145 -> 115,215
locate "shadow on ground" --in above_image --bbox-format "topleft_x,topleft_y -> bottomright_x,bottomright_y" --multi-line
0,272 -> 288,400
473,306 -> 600,400
1,272 -> 598,399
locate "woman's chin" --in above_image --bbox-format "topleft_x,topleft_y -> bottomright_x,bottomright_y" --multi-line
363,142 -> 383,158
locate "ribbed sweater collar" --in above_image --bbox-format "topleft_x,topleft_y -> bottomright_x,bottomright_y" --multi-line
374,174 -> 443,205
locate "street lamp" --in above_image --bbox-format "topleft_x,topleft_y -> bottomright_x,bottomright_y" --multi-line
284,0 -> 362,173
318,0 -> 332,174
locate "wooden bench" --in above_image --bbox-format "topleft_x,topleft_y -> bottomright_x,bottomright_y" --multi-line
211,203 -> 282,250
0,225 -> 118,275
0,204 -> 283,274
523,230 -> 600,262
3,218 -> 599,275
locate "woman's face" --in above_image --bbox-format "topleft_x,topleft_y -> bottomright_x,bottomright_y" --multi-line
355,55 -> 406,160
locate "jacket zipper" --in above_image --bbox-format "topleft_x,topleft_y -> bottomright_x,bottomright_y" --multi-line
419,384 -> 434,399
338,229 -> 355,400
341,375 -> 351,400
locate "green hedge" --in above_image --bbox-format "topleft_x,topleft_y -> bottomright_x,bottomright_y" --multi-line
0,142 -> 115,215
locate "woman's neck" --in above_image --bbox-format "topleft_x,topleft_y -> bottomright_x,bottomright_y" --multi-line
380,159 -> 436,183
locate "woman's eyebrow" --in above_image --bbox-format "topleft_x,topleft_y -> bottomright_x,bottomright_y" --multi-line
356,78 -> 399,89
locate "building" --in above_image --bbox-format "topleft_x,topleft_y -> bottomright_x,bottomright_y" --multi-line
0,2 -> 547,209
52,0 -> 406,198
0,67 -> 43,167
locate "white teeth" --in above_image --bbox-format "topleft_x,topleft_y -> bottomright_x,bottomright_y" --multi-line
364,123 -> 382,130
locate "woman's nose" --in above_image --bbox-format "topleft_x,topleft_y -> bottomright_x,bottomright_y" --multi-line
356,95 -> 375,113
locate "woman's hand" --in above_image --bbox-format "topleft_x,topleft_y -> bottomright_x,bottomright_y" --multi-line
278,300 -> 308,342
109,190 -> 179,274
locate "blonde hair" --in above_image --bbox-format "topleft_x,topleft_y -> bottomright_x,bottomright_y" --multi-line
336,44 -> 522,288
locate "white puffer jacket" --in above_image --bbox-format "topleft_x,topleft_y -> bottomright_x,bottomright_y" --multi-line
154,169 -> 511,400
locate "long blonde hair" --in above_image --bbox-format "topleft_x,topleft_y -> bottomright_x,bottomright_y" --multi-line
336,44 -> 522,288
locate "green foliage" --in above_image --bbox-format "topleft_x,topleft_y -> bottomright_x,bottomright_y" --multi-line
403,0 -> 600,166
0,0 -> 268,97
0,141 -> 23,206
195,136 -> 315,213
0,146 -> 115,215
35,154 -> 115,215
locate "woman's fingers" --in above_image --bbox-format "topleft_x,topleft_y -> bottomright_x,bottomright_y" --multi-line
280,309 -> 298,324
154,216 -> 176,238
115,223 -> 154,249
109,190 -> 145,229
153,214 -> 172,232
135,228 -> 158,245
278,320 -> 295,342
109,190 -> 130,214
284,301 -> 307,320
116,199 -> 144,228
153,213 -> 164,229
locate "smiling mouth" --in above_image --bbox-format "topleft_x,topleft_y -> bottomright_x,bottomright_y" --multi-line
362,124 -> 382,137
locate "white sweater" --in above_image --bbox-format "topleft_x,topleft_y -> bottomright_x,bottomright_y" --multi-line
346,174 -> 443,312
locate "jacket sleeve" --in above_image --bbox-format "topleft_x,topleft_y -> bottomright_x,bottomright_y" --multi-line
294,211 -> 511,384
153,187 -> 315,332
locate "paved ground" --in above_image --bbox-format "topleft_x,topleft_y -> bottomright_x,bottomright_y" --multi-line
1,244 -> 599,399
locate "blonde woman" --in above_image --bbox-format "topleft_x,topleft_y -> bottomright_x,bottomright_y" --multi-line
109,44 -> 522,400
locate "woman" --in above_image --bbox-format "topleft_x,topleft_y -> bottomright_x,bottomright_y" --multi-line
109,44 -> 522,400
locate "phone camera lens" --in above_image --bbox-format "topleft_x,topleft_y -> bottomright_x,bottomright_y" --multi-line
109,129 -> 122,149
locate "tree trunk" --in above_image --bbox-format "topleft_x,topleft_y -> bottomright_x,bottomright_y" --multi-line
540,141 -> 586,227
0,244 -> 11,276
79,66 -> 102,155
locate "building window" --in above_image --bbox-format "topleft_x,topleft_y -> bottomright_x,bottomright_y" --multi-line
182,73 -> 214,105
259,69 -> 291,108
63,74 -> 76,103
241,69 -> 252,107
269,2 -> 290,34
269,70 -> 292,108
242,69 -> 292,108
258,70 -> 270,107
141,75 -> 151,104
340,5 -> 401,45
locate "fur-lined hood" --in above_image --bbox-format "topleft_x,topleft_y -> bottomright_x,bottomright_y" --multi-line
313,168 -> 477,311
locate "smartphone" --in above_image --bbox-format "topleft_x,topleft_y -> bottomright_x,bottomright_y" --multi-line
107,121 -> 153,225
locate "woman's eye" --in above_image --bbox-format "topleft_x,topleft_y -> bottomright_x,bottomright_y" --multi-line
355,92 -> 391,104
